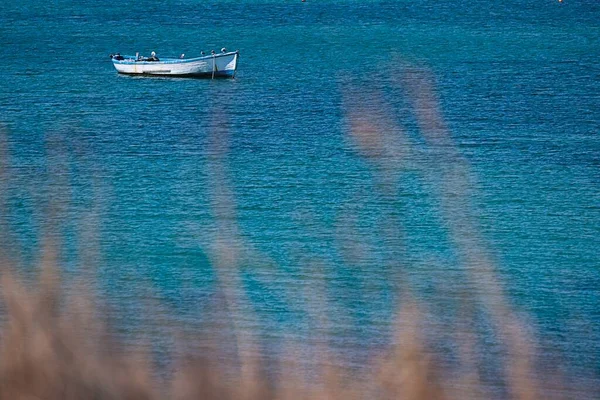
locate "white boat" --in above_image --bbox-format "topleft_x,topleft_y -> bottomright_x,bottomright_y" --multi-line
109,50 -> 239,78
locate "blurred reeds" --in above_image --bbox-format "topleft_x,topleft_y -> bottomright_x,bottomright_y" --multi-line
0,67 -> 593,399
0,262 -> 542,399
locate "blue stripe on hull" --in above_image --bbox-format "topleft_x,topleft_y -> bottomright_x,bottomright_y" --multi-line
117,70 -> 236,78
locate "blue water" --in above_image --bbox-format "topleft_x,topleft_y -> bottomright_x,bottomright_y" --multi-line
1,0 -> 599,394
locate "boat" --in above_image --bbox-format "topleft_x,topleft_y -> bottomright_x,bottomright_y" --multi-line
109,49 -> 239,78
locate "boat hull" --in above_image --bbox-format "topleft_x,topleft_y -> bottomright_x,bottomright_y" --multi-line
111,51 -> 239,78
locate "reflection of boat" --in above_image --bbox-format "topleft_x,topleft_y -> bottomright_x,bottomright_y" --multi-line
109,50 -> 239,78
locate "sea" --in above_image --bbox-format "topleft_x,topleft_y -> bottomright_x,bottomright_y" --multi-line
0,0 -> 598,396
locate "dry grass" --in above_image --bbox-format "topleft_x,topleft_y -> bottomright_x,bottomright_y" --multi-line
0,261 -> 545,400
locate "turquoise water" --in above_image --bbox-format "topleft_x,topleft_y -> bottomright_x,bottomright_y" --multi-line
1,0 -> 599,394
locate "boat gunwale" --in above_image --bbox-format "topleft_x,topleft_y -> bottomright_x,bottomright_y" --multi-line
112,51 -> 239,65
